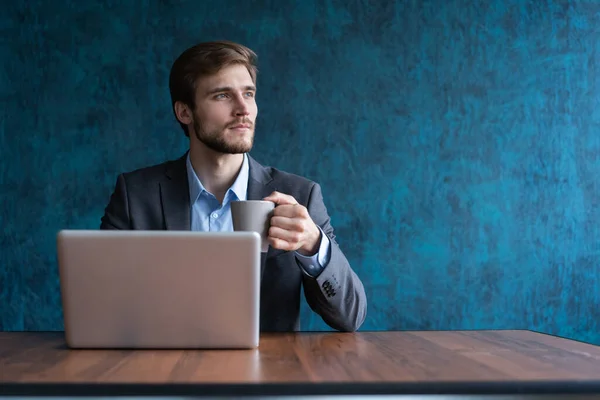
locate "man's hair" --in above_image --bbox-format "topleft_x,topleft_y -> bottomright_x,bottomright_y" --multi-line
168,40 -> 258,136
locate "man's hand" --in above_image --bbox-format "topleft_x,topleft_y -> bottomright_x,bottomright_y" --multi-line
263,191 -> 321,256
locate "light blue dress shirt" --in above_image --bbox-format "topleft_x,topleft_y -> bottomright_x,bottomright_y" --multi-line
186,153 -> 330,277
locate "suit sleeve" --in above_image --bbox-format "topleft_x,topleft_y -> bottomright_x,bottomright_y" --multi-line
100,174 -> 131,230
300,183 -> 367,332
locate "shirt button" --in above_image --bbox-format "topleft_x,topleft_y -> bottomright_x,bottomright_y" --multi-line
211,213 -> 218,219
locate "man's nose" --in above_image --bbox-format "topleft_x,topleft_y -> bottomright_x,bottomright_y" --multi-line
234,95 -> 250,116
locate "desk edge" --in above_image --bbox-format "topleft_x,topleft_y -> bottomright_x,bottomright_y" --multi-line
2,380 -> 600,396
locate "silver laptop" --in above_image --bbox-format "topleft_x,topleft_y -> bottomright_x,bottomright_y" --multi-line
56,230 -> 261,349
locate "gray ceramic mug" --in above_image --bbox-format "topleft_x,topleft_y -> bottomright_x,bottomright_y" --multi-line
231,200 -> 275,252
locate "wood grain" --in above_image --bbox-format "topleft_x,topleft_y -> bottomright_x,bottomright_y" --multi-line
1,330 -> 600,384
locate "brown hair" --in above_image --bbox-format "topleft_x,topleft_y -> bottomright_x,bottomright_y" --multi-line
168,40 -> 258,136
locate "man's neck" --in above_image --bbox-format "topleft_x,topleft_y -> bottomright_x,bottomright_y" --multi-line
188,143 -> 244,204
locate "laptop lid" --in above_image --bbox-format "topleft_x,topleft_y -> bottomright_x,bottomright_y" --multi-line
56,230 -> 261,349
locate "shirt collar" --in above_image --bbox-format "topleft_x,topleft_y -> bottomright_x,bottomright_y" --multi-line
186,152 -> 249,204
228,153 -> 249,202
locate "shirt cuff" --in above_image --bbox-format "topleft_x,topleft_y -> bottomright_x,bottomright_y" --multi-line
294,226 -> 331,277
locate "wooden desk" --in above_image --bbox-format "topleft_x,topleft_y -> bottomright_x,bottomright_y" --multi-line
1,330 -> 600,397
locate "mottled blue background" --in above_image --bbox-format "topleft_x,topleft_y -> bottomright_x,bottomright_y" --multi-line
1,0 -> 599,344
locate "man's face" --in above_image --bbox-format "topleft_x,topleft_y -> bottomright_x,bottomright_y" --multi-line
189,64 -> 257,154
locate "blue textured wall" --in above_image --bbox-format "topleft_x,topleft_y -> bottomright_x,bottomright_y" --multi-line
1,0 -> 599,344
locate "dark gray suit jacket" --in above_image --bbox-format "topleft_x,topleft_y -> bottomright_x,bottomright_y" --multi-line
100,152 -> 367,332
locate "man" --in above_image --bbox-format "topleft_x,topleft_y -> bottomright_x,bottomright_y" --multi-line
100,41 -> 367,332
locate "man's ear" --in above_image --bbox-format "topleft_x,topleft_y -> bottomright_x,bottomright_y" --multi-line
174,101 -> 193,125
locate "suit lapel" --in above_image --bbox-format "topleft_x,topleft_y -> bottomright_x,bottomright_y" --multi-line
160,153 -> 191,230
246,155 -> 287,266
247,154 -> 278,201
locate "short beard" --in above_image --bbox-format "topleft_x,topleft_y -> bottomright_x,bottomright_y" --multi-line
192,118 -> 254,154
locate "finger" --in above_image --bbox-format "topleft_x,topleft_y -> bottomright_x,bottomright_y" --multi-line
269,215 -> 304,232
262,191 -> 298,206
272,204 -> 305,218
268,236 -> 296,252
268,226 -> 302,246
